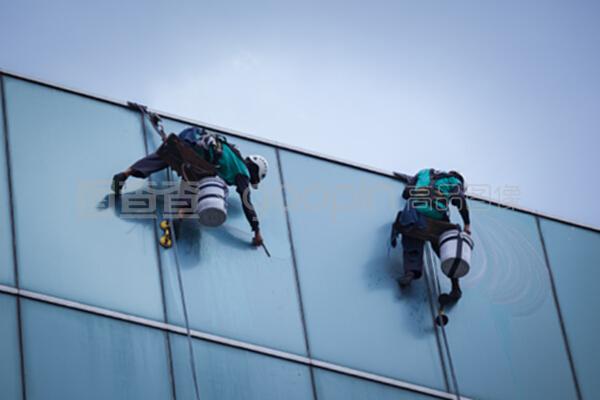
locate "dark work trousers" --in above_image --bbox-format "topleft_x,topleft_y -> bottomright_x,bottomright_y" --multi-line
129,152 -> 168,178
401,233 -> 461,296
397,213 -> 454,280
401,236 -> 441,279
128,151 -> 202,214
402,235 -> 425,278
128,133 -> 216,182
128,128 -> 199,178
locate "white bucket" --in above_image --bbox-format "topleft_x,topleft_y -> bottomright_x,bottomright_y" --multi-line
194,176 -> 228,227
438,229 -> 474,279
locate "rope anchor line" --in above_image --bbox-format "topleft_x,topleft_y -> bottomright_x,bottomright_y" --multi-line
425,243 -> 462,400
135,105 -> 202,400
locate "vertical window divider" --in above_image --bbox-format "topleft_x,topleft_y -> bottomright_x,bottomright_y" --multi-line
275,148 -> 319,400
535,216 -> 583,400
1,73 -> 28,400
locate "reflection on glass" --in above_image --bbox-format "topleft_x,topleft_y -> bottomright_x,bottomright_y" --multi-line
0,294 -> 22,400
22,299 -> 172,400
279,150 -> 446,390
315,368 -> 437,400
441,203 -> 577,399
540,219 -> 600,399
153,118 -> 307,355
170,333 -> 313,400
0,84 -> 14,286
4,77 -> 164,320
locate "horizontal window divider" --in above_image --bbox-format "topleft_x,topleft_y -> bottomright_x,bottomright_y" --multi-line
0,284 -> 472,400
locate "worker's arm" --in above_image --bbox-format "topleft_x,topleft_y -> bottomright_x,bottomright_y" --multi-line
451,194 -> 471,234
234,174 -> 263,245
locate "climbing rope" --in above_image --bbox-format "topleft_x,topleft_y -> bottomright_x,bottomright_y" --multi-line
128,102 -> 167,141
135,106 -> 201,400
166,212 -> 202,400
425,243 -> 462,400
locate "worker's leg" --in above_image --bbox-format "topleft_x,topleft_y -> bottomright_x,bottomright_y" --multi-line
428,232 -> 462,301
112,152 -> 169,195
128,152 -> 169,178
398,235 -> 425,287
425,219 -> 463,301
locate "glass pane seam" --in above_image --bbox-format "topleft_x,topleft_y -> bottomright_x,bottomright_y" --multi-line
535,216 -> 583,400
1,73 -> 28,400
275,148 -> 318,400
0,75 -> 19,287
0,284 -> 471,400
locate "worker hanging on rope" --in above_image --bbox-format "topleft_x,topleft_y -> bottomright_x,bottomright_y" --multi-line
390,169 -> 472,302
111,103 -> 268,247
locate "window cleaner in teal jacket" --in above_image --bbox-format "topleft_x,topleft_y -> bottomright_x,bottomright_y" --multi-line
111,125 -> 268,247
391,169 -> 471,301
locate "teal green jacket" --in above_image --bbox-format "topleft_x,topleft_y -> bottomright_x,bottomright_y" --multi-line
204,143 -> 250,186
179,127 -> 258,231
403,169 -> 470,223
204,143 -> 259,231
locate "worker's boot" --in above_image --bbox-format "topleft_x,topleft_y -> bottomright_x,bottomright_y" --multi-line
111,172 -> 128,196
398,271 -> 415,288
448,278 -> 462,301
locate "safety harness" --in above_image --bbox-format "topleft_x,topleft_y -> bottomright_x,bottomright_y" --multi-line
128,102 -> 217,181
197,131 -> 246,169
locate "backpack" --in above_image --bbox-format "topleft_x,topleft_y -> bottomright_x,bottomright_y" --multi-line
410,169 -> 464,219
196,130 -> 245,165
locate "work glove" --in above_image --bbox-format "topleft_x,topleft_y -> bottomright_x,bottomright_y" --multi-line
464,224 -> 472,235
252,231 -> 264,247
111,173 -> 127,196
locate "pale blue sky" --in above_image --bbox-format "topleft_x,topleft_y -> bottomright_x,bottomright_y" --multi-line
1,0 -> 599,227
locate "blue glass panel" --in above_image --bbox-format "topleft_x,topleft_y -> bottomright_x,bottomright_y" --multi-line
539,219 -> 600,399
439,203 -> 577,399
315,368 -> 437,400
21,299 -> 172,400
170,333 -> 313,400
149,118 -> 307,355
0,294 -> 22,400
279,150 -> 445,389
3,77 -> 164,320
0,82 -> 14,286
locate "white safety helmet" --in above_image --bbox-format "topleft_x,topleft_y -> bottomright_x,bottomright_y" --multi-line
247,155 -> 268,189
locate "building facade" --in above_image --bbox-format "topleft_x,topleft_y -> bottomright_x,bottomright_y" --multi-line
0,71 -> 598,400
